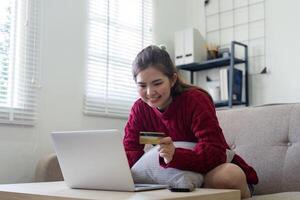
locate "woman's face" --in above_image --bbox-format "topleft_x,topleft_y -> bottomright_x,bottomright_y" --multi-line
136,66 -> 176,110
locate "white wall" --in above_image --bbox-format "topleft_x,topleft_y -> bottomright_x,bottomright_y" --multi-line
154,0 -> 300,106
153,0 -> 205,60
0,0 -> 127,184
252,0 -> 300,104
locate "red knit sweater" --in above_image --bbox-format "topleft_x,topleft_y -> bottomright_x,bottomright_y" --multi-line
123,88 -> 258,184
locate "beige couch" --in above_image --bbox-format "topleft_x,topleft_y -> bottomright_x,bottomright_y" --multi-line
35,103 -> 300,199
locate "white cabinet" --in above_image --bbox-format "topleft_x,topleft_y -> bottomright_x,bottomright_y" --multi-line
174,28 -> 207,66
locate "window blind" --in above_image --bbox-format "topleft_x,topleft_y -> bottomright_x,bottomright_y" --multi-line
84,0 -> 152,118
0,0 -> 40,125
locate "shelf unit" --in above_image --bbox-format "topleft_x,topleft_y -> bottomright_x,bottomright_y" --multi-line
177,41 -> 248,108
204,0 -> 266,75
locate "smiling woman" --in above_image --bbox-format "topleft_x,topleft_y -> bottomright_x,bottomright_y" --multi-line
123,45 -> 258,199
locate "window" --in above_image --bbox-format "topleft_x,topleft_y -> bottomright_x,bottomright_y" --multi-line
84,0 -> 152,118
0,0 -> 40,125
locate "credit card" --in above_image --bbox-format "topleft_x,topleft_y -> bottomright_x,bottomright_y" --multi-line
139,132 -> 166,144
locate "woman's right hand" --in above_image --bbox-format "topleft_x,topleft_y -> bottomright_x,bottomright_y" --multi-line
158,137 -> 175,164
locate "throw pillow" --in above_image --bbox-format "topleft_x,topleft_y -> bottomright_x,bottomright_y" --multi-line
131,142 -> 203,190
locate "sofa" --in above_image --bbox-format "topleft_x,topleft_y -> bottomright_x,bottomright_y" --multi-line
35,103 -> 300,199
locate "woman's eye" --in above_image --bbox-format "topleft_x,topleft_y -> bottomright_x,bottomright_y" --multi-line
154,82 -> 162,86
139,85 -> 146,88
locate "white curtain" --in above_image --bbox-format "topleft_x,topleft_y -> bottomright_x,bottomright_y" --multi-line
84,0 -> 153,118
0,0 -> 41,125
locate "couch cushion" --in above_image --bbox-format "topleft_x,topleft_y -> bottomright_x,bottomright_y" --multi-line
216,103 -> 300,195
282,104 -> 300,191
35,153 -> 63,182
246,192 -> 300,200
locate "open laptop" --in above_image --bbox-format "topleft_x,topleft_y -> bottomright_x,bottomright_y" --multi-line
51,129 -> 168,192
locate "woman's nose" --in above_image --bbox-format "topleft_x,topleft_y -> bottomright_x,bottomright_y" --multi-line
146,86 -> 154,96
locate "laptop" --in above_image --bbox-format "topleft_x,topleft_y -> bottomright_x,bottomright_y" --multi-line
51,129 -> 168,192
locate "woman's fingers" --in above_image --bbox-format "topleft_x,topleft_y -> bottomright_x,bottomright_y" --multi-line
159,136 -> 172,144
158,144 -> 172,152
159,152 -> 168,157
157,137 -> 176,164
159,147 -> 170,154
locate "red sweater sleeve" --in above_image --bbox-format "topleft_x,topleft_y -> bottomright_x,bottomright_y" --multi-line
123,101 -> 145,167
160,92 -> 227,173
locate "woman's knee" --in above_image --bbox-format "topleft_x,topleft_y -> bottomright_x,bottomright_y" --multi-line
204,163 -> 247,189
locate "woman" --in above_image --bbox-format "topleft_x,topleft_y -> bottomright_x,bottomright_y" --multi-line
123,45 -> 258,198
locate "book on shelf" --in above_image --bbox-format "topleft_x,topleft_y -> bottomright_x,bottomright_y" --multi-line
219,68 -> 228,101
219,68 -> 243,102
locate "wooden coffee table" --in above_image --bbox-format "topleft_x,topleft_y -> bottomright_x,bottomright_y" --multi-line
0,181 -> 240,200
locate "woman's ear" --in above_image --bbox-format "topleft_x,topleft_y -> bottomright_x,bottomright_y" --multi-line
171,73 -> 177,87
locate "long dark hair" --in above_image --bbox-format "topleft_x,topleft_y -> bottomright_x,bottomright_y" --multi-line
132,45 -> 210,98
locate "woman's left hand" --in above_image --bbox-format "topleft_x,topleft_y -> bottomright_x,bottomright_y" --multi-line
158,137 -> 175,164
